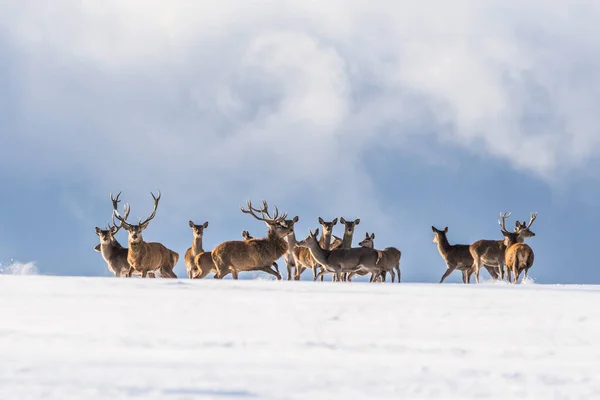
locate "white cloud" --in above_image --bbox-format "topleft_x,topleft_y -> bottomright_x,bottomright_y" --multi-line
1,0 -> 600,225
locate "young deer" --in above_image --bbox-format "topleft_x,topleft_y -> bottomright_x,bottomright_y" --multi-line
501,229 -> 535,284
112,191 -> 179,278
339,217 -> 360,281
296,229 -> 381,282
211,200 -> 289,280
293,217 -> 338,280
432,226 -> 497,284
470,212 -> 536,283
184,221 -> 208,279
355,232 -> 402,283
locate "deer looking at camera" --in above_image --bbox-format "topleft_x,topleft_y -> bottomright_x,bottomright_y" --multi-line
432,226 -> 498,284
94,193 -> 131,277
211,200 -> 289,280
470,212 -> 537,283
296,229 -> 381,282
111,191 -> 179,278
184,221 -> 208,279
338,217 -> 360,281
281,216 -> 300,280
294,217 -> 338,280
501,229 -> 535,284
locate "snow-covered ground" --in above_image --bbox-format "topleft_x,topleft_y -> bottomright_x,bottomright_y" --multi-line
1,276 -> 599,399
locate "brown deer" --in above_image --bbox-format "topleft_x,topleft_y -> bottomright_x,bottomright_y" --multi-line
354,232 -> 401,283
281,216 -> 300,280
211,200 -> 289,280
338,217 -> 360,281
111,191 -> 179,278
293,217 -> 338,280
242,230 -> 280,274
184,221 -> 208,279
470,212 -> 537,283
501,229 -> 535,284
432,226 -> 498,284
296,229 -> 381,282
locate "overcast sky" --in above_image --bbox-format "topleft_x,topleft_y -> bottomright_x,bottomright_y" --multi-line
1,0 -> 599,283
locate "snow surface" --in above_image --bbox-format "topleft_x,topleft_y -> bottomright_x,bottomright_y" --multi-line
1,276 -> 600,399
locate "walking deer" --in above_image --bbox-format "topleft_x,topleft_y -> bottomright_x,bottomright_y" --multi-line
111,191 -> 179,278
296,229 -> 381,282
211,200 -> 289,280
501,229 -> 535,284
184,221 -> 208,279
293,217 -> 338,280
432,226 -> 498,284
470,212 -> 536,283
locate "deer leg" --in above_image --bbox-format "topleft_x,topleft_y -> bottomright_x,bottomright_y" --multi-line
231,269 -> 239,280
260,266 -> 282,280
523,268 -> 529,283
389,269 -> 395,283
286,263 -> 293,280
439,265 -> 456,283
127,267 -> 135,278
141,270 -> 148,278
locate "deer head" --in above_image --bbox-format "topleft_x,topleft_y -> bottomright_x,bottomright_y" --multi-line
112,191 -> 161,244
282,216 -> 299,236
95,192 -> 130,245
240,200 -> 292,238
242,230 -> 253,240
189,220 -> 209,239
514,212 -> 537,239
318,217 -> 338,236
431,226 -> 448,244
358,232 -> 375,248
296,228 -> 321,249
340,217 -> 360,236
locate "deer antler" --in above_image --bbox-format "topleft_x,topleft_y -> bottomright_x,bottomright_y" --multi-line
524,212 -> 537,229
111,191 -> 132,230
139,191 -> 161,227
240,200 -> 287,224
498,211 -> 512,232
110,202 -> 130,234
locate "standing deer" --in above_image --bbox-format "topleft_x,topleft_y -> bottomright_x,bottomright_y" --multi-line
211,200 -> 289,280
432,226 -> 498,284
330,235 -> 343,250
338,217 -> 360,281
354,232 -> 402,283
294,217 -> 338,280
281,216 -> 300,280
111,191 -> 179,278
501,229 -> 535,284
296,229 -> 381,282
470,212 -> 537,283
184,221 -> 209,279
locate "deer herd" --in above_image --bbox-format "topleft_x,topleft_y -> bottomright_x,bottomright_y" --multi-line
94,192 -> 536,284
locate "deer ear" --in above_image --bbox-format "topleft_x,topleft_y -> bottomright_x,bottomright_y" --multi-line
203,221 -> 209,228
371,233 -> 375,240
332,218 -> 338,225
94,244 -> 101,252
318,217 -> 324,224
365,232 -> 370,238
95,227 -> 102,235
293,216 -> 299,223
444,227 -> 448,233
189,221 -> 194,228
340,217 -> 346,224
431,226 -> 436,232
355,219 -> 360,225
314,228 -> 319,237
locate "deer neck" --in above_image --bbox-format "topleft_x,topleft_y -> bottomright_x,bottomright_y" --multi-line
267,230 -> 289,257
319,231 -> 333,251
100,242 -> 118,259
436,235 -> 453,258
341,232 -> 354,249
191,237 -> 204,256
129,240 -> 144,255
307,242 -> 329,267
286,232 -> 297,258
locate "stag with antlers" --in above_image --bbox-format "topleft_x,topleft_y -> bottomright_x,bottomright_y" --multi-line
211,200 -> 290,280
470,212 -> 536,283
94,192 -> 131,277
111,191 -> 179,278
500,228 -> 535,284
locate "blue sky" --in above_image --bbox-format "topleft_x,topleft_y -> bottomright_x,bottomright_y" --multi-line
1,1 -> 600,283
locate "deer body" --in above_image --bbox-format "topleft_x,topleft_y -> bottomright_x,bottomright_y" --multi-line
502,230 -> 535,284
95,234 -> 129,277
211,200 -> 289,280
